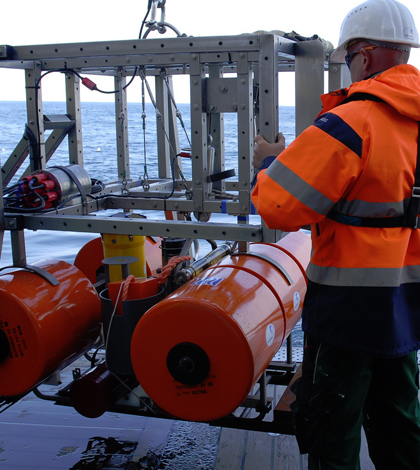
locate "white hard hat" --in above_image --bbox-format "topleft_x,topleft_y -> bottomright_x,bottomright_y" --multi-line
331,0 -> 420,63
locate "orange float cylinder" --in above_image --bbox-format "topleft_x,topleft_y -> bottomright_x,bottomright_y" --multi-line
0,259 -> 102,397
130,231 -> 310,422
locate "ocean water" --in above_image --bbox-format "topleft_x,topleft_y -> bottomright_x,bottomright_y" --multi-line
0,100 -> 296,266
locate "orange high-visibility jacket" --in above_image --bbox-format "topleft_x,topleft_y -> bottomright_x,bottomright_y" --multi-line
252,64 -> 420,357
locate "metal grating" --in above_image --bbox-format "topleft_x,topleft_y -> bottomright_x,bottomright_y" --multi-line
272,346 -> 304,363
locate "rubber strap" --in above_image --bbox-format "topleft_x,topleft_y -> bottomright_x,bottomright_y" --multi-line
0,264 -> 60,286
207,169 -> 236,183
341,92 -> 386,105
403,121 -> 420,228
327,210 -> 405,228
49,165 -> 88,214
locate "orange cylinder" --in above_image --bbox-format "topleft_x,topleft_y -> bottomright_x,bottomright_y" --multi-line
0,259 -> 102,397
130,231 -> 310,421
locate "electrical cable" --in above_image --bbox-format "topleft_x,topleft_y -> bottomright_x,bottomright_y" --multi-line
2,183 -> 20,195
138,0 -> 153,39
81,67 -> 139,94
4,170 -> 105,213
27,66 -> 138,148
4,188 -> 46,212
90,178 -> 106,194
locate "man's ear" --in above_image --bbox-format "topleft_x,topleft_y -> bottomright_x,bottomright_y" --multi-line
360,48 -> 372,73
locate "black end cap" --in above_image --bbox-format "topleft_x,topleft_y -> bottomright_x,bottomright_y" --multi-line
166,342 -> 210,386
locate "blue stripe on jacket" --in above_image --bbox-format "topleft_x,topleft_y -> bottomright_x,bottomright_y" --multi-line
313,113 -> 363,158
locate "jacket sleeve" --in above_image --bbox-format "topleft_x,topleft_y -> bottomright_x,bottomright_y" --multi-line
251,114 -> 364,232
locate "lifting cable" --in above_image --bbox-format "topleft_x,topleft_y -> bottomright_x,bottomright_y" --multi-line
141,74 -> 149,191
139,68 -> 190,195
162,70 -> 191,148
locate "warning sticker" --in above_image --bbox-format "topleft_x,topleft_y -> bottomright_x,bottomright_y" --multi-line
266,324 -> 275,347
293,292 -> 301,311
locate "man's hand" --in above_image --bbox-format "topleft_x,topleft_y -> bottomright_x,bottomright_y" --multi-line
252,132 -> 286,168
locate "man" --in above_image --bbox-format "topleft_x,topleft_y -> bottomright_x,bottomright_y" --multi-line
251,0 -> 420,468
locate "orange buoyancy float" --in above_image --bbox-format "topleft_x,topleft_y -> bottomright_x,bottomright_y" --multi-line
74,236 -> 163,284
130,231 -> 311,421
0,259 -> 102,397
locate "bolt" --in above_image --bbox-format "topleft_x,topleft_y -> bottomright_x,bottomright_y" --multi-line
240,104 -> 246,110
125,57 -> 131,63
193,104 -> 199,110
232,102 -> 238,111
219,84 -> 228,94
152,202 -> 157,208
147,56 -> 153,63
170,55 -> 175,61
192,54 -> 197,60
208,104 -> 216,112
8,220 -> 14,227
174,203 -> 179,209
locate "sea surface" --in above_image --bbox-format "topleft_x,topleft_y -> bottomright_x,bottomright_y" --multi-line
0,100 -> 296,266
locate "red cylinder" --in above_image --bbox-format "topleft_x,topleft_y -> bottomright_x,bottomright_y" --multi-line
70,361 -> 136,418
130,231 -> 310,421
0,259 -> 102,397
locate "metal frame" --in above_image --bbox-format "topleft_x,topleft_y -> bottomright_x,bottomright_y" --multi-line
16,341 -> 301,435
0,34 -> 351,431
0,34 -> 342,260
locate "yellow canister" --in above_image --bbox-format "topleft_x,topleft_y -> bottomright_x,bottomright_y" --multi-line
102,234 -> 147,282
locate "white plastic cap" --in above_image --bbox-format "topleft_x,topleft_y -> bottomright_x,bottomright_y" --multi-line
331,0 -> 420,63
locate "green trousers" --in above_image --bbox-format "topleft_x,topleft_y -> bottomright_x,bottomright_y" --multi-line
290,336 -> 420,470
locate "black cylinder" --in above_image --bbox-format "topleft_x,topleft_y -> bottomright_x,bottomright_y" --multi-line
161,238 -> 187,265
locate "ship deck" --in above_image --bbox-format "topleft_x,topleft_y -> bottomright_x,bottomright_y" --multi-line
0,348 -> 378,470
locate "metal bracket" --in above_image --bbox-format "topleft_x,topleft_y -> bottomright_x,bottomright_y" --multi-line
0,45 -> 12,60
4,215 -> 24,231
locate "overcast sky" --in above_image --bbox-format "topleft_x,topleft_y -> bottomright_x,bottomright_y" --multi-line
1,0 -> 420,105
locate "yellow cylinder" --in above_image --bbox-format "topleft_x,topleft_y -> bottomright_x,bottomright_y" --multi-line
102,234 -> 147,282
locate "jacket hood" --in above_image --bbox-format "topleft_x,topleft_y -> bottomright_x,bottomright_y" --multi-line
321,64 -> 420,121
